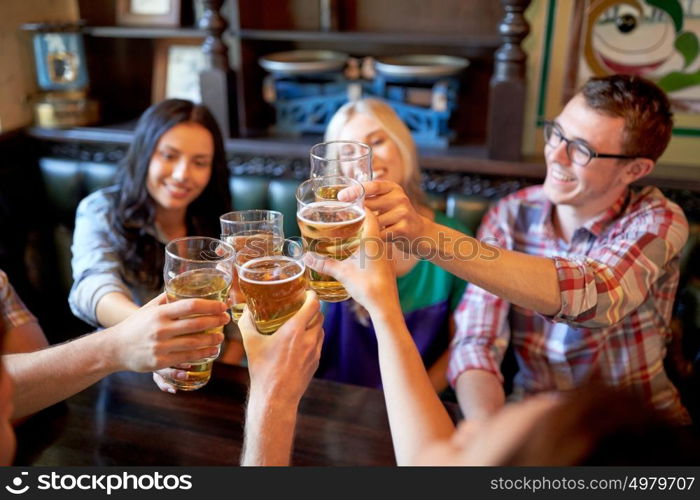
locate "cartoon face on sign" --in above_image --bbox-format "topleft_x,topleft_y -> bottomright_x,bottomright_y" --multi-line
583,0 -> 700,97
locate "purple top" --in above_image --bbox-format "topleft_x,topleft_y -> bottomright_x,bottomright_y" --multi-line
316,211 -> 469,388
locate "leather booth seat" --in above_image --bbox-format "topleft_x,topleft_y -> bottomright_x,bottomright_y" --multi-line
37,157 -> 700,420
39,159 -> 120,296
39,158 -> 491,296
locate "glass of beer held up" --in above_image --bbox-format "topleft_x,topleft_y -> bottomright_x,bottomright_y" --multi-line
310,140 -> 372,182
236,237 -> 307,334
296,175 -> 365,302
220,210 -> 284,321
163,237 -> 235,390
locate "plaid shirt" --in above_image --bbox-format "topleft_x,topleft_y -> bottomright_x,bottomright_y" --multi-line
1,269 -> 38,334
448,185 -> 690,424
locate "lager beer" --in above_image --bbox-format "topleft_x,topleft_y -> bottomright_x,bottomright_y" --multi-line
315,184 -> 345,200
296,176 -> 365,302
238,256 -> 306,334
165,268 -> 231,390
223,231 -> 282,321
163,237 -> 235,391
219,210 -> 284,321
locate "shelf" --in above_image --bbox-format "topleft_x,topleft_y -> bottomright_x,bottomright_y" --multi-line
24,126 -> 700,191
82,28 -> 499,47
225,137 -> 545,178
237,29 -> 501,49
227,135 -> 319,157
83,26 -> 207,39
27,125 -> 134,145
26,126 -> 525,174
419,146 -> 544,178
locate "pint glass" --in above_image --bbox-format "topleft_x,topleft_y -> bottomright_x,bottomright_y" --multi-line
220,210 -> 284,321
310,141 -> 372,182
163,237 -> 235,390
296,176 -> 365,302
236,238 -> 307,334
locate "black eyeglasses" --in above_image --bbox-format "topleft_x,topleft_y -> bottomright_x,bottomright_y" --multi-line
543,120 -> 638,167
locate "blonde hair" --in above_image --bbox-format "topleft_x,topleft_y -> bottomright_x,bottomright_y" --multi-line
325,98 -> 427,326
325,98 -> 427,208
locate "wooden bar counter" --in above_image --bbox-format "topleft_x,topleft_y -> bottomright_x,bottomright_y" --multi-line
13,363 -> 460,466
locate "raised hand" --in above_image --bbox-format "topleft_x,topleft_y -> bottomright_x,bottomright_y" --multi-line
238,290 -> 324,403
304,209 -> 400,316
339,180 -> 429,246
106,293 -> 229,374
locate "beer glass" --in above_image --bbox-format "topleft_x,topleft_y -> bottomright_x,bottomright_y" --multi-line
220,210 -> 284,321
310,141 -> 372,182
296,175 -> 365,302
236,238 -> 307,334
163,237 -> 235,390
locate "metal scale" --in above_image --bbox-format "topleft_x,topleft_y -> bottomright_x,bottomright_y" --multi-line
261,50 -> 350,135
260,51 -> 468,148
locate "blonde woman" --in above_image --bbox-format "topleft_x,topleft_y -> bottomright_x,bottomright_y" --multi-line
317,98 -> 470,393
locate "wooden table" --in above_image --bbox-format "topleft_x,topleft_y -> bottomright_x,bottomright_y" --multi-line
13,363 -> 461,466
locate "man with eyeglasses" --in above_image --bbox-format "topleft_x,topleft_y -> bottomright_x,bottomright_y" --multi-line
340,74 -> 689,424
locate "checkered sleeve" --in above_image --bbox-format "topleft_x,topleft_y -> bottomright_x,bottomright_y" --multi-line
552,204 -> 689,328
447,203 -> 511,387
1,270 -> 38,332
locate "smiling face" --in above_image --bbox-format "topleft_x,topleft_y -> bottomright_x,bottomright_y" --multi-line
543,94 -> 633,215
339,113 -> 405,185
0,364 -> 16,465
146,122 -> 214,217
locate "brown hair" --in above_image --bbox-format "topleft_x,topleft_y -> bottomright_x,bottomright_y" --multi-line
502,383 -> 700,465
580,75 -> 673,162
325,97 -> 427,207
111,99 -> 231,290
325,98 -> 429,326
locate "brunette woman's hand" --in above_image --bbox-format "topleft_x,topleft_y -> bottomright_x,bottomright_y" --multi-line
105,293 -> 229,393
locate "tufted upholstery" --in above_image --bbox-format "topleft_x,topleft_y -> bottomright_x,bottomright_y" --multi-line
230,176 -> 304,238
36,157 -> 700,415
39,159 -> 122,299
39,159 -> 491,295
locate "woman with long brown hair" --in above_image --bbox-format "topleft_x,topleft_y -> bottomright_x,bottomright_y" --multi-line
68,99 -> 239,391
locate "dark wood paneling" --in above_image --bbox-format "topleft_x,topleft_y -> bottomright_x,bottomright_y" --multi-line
237,29 -> 501,49
77,0 -> 117,25
85,37 -> 154,124
352,0 -> 501,36
237,0 -> 317,30
22,128 -> 700,193
236,40 -> 280,136
487,0 -> 532,161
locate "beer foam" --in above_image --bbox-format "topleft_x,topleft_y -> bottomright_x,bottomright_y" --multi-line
238,256 -> 306,284
297,201 -> 365,226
